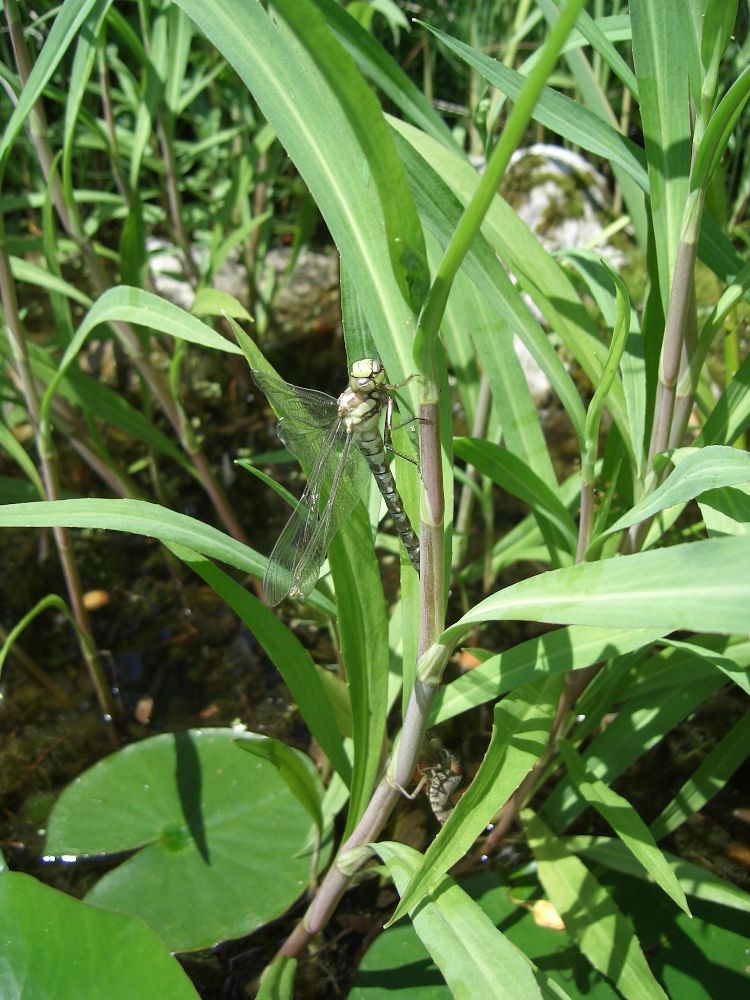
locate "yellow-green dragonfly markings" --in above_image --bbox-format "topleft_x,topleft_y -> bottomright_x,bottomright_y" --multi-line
252,359 -> 420,605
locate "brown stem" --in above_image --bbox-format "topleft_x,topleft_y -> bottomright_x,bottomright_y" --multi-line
156,116 -> 201,285
277,387 -> 446,959
0,226 -> 116,721
97,48 -> 130,201
646,205 -> 702,468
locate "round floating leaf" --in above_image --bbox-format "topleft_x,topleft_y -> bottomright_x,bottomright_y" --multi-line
0,871 -> 199,999
45,729 -> 322,951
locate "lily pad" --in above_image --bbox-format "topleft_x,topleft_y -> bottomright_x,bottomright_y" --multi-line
45,729 -> 322,951
0,871 -> 199,999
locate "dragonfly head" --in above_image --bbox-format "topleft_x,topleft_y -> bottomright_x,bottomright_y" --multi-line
349,358 -> 385,392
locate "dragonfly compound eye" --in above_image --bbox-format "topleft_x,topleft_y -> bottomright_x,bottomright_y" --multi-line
350,358 -> 374,379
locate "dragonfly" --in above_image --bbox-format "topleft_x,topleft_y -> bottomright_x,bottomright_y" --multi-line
251,358 -> 420,606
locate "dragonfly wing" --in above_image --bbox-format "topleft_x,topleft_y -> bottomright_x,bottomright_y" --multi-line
252,370 -> 339,429
263,421 -> 370,604
263,479 -> 323,606
286,433 -> 369,600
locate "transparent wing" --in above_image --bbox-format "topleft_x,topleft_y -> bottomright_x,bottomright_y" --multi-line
262,415 -> 371,606
281,432 -> 361,602
251,370 -> 339,429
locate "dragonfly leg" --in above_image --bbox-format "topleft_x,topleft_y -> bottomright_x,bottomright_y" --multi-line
383,397 -> 429,464
384,372 -> 420,392
390,414 -> 431,434
386,773 -> 427,800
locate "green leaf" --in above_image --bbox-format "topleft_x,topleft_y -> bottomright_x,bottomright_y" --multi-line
257,954 -> 297,1000
558,740 -> 690,915
630,0 -> 691,310
421,22 -> 648,193
567,835 -> 750,913
0,872 -> 199,999
389,679 -> 557,925
375,842 -> 545,1000
313,0 -> 457,150
192,287 -> 253,321
604,446 -> 750,535
396,128 -> 587,457
328,508 -> 390,834
701,351 -> 750,447
0,0 -> 105,175
172,0 -> 418,389
271,0 -> 427,312
0,497 -> 264,575
0,420 -> 44,498
649,708 -> 750,840
394,121 -> 630,446
523,810 -> 668,1000
657,636 -> 750,694
692,65 -> 750,192
432,625 -> 664,724
355,863 -> 750,999
41,286 -> 243,426
453,437 -> 578,557
9,256 -> 93,308
46,729 -> 323,952
234,735 -> 324,837
543,660 -> 726,831
442,536 -> 750,645
698,482 -> 750,537
167,543 -> 349,783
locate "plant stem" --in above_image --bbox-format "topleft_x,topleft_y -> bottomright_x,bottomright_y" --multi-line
278,377 -> 446,958
156,114 -> 201,285
646,196 -> 703,467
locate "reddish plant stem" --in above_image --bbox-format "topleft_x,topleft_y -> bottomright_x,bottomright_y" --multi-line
0,227 -> 116,722
278,393 -> 446,959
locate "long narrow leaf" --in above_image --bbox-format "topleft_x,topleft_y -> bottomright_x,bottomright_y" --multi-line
376,842 -> 549,1000
328,509 -> 390,833
442,536 -> 750,646
168,543 -> 350,786
431,625 -> 664,725
523,810 -> 668,1000
0,0 -> 106,174
604,446 -> 750,536
649,710 -> 750,840
423,23 -> 648,193
558,740 -> 690,914
172,0 -> 418,390
389,679 -> 558,925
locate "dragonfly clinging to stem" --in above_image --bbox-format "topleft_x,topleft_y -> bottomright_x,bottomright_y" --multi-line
252,358 -> 420,605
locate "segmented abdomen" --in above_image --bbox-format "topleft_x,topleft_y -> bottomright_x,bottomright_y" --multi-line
355,427 -> 420,573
